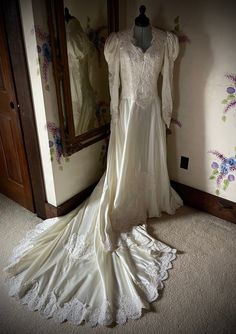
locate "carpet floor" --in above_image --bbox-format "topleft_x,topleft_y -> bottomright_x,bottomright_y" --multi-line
0,193 -> 235,334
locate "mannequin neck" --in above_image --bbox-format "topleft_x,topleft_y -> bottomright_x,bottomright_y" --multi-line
133,25 -> 152,52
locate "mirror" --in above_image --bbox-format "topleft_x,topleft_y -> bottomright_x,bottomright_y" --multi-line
47,0 -> 119,155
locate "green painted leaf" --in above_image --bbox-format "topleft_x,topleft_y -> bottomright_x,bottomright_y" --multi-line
174,16 -> 180,24
59,165 -> 63,171
223,179 -> 229,190
221,99 -> 228,104
223,184 -> 228,191
221,115 -> 226,122
50,156 -> 53,161
175,24 -> 180,32
65,157 -> 70,162
213,169 -> 219,175
234,146 -> 236,152
227,94 -> 235,100
209,175 -> 215,180
215,189 -> 220,195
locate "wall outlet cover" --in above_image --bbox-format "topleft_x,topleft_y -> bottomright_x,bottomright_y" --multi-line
180,156 -> 189,169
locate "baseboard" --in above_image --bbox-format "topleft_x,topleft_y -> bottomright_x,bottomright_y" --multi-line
44,179 -> 236,224
171,181 -> 236,224
45,181 -> 98,218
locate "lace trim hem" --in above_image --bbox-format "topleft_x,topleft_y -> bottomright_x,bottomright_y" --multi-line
4,248 -> 176,327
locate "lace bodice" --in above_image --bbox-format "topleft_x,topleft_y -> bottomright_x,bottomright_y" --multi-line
104,27 -> 179,128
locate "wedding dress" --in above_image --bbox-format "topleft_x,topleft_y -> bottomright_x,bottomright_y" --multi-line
3,26 -> 183,327
66,18 -> 97,135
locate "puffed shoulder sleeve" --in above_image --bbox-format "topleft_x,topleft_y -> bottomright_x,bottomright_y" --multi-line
104,32 -> 120,124
161,32 -> 179,128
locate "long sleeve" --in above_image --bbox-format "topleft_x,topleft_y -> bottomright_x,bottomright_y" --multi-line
104,32 -> 120,124
161,32 -> 179,129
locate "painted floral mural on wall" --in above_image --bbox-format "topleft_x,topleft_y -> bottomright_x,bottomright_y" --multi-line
172,16 -> 191,44
208,147 -> 236,195
166,16 -> 190,135
166,117 -> 182,135
34,26 -> 52,91
47,122 -> 70,170
221,73 -> 236,122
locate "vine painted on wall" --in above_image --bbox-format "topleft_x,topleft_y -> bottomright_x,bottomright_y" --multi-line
172,16 -> 191,44
221,73 -> 236,122
34,25 -> 52,91
47,122 -> 70,170
208,147 -> 236,195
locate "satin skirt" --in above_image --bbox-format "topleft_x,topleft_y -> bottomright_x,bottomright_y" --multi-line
3,97 -> 183,326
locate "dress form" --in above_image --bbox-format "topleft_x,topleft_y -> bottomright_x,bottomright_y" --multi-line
133,5 -> 152,52
133,25 -> 152,52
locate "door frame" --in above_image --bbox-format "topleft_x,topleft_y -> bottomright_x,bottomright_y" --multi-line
2,0 -> 47,219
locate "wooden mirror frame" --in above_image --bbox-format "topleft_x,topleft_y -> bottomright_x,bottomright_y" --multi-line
47,0 -> 119,156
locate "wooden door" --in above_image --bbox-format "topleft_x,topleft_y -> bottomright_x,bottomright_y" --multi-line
0,15 -> 34,211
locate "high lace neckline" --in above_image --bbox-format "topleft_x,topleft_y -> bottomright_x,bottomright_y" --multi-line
130,24 -> 155,55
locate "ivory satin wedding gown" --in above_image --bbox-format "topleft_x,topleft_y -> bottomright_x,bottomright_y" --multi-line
4,26 -> 183,327
66,18 -> 97,135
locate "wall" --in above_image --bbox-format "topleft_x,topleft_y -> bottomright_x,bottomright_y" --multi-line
19,0 -> 57,206
19,0 -> 107,206
120,0 -> 236,202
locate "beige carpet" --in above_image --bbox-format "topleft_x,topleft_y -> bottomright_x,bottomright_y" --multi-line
0,193 -> 235,334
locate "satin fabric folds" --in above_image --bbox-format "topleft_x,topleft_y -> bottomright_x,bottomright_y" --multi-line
3,27 -> 183,327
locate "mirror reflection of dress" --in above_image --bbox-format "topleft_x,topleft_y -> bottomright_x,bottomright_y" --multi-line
66,17 -> 97,135
3,25 -> 183,326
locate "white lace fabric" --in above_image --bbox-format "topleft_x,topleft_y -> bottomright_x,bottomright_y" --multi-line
4,217 -> 176,326
104,27 -> 179,128
3,26 -> 183,327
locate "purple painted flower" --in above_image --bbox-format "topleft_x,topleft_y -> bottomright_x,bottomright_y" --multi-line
37,45 -> 41,53
47,122 -> 63,164
226,157 -> 236,166
216,173 -> 224,186
224,99 -> 236,113
220,163 -> 229,175
171,116 -> 182,128
228,174 -> 235,182
225,73 -> 236,84
42,43 -> 51,62
178,34 -> 191,44
227,87 -> 235,94
211,162 -> 219,169
55,130 -> 63,153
